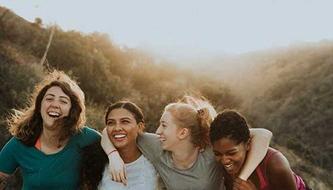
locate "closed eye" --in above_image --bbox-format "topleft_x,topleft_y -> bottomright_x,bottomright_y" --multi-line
106,120 -> 115,126
213,151 -> 222,156
121,120 -> 130,124
60,100 -> 69,104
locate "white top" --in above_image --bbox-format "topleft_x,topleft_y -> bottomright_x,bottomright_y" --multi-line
98,154 -> 159,190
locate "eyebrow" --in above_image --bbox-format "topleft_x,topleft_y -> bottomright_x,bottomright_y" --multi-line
107,117 -> 133,121
45,94 -> 70,101
225,148 -> 238,153
59,96 -> 70,101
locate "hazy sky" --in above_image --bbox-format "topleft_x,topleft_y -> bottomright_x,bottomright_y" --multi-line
1,0 -> 333,59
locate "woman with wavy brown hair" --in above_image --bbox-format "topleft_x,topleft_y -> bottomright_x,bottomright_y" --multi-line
102,96 -> 272,190
0,70 -> 100,190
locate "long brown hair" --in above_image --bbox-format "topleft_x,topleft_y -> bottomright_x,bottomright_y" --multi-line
8,70 -> 86,146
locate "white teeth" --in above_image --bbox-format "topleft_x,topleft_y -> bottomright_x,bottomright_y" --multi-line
48,112 -> 60,117
224,164 -> 233,169
114,134 -> 126,139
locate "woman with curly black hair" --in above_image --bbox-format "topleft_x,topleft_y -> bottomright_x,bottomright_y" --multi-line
210,110 -> 309,190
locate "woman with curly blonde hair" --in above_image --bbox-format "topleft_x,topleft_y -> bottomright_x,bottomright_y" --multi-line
0,70 -> 100,190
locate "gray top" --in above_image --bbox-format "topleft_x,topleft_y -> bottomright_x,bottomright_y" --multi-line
137,133 -> 224,190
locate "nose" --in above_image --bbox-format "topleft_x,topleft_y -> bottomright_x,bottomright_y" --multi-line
155,125 -> 162,135
113,122 -> 122,131
50,100 -> 60,108
221,155 -> 231,165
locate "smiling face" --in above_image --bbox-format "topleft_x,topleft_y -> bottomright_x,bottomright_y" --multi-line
106,108 -> 142,150
155,111 -> 182,151
40,86 -> 72,130
212,137 -> 250,178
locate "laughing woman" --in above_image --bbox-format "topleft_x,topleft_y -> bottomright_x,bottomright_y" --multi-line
210,110 -> 309,190
0,70 -> 100,190
80,101 -> 159,190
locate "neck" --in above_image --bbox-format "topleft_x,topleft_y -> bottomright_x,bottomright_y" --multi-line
118,144 -> 142,164
40,127 -> 63,147
171,141 -> 200,170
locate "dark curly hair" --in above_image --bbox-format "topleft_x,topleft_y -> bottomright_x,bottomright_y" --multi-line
209,110 -> 250,144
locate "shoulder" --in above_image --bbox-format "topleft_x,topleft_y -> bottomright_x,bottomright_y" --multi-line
139,132 -> 159,139
1,137 -> 23,151
74,127 -> 101,147
77,126 -> 100,139
137,132 -> 160,145
266,148 -> 289,169
265,148 -> 294,180
82,126 -> 101,135
200,146 -> 216,161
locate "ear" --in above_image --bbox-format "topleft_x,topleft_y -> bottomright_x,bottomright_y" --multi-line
177,127 -> 190,140
137,122 -> 145,134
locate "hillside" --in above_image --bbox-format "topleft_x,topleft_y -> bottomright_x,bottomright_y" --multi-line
1,5 -> 332,189
185,43 -> 333,188
0,5 -> 237,133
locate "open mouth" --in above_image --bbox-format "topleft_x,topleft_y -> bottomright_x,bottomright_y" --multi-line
224,163 -> 233,172
158,135 -> 166,142
111,133 -> 127,143
113,134 -> 126,139
47,111 -> 61,118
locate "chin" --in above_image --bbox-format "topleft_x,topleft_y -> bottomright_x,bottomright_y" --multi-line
113,142 -> 128,149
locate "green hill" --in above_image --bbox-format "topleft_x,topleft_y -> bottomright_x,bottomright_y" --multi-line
186,43 -> 333,189
0,5 -> 236,134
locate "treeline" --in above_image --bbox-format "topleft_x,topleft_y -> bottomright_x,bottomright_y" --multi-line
242,49 -> 333,186
0,6 -> 238,141
189,43 -> 333,188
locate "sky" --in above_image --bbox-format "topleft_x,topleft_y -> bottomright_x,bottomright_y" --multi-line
1,0 -> 333,60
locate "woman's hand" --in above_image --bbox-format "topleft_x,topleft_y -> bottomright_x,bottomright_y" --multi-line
233,178 -> 257,190
101,128 -> 127,185
0,172 -> 9,190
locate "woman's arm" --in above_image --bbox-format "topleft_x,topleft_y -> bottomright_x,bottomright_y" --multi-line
0,172 -> 9,190
238,128 -> 272,180
267,152 -> 298,190
100,128 -> 127,185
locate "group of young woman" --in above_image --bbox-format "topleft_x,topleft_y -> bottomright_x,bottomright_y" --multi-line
0,70 -> 309,190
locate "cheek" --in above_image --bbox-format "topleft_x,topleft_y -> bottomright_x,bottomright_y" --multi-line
129,126 -> 140,136
106,127 -> 113,139
106,126 -> 112,134
40,101 -> 47,111
63,105 -> 72,116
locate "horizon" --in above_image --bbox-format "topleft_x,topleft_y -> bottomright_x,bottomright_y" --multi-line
1,0 -> 333,61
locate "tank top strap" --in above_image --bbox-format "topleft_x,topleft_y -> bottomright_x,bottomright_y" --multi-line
256,148 -> 279,189
255,166 -> 268,189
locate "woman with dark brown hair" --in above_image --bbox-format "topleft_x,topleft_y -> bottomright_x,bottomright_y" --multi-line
80,101 -> 160,190
0,70 -> 100,190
